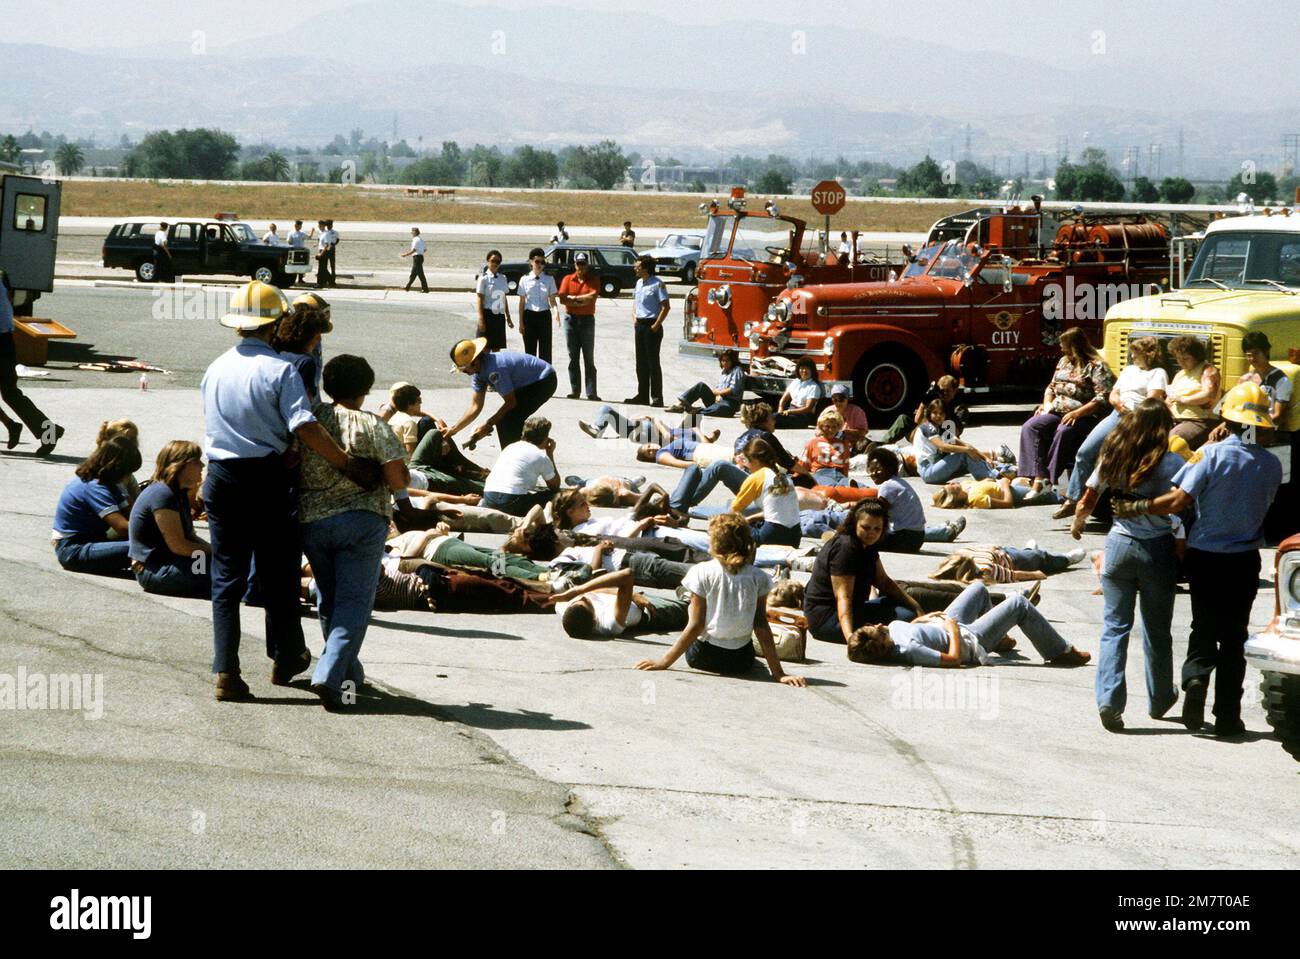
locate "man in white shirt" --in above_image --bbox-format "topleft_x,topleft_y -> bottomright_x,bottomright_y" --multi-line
287,220 -> 313,248
551,221 -> 569,244
153,223 -> 172,281
481,415 -> 560,515
401,227 -> 428,292
516,246 -> 558,362
262,223 -> 285,246
316,220 -> 339,288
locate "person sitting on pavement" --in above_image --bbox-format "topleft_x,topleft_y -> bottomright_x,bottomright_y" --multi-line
481,415 -> 561,516
827,384 -> 869,445
858,447 -> 963,550
732,400 -> 806,481
801,499 -> 922,645
880,375 -> 967,446
634,514 -> 806,686
913,398 -> 1004,485
52,436 -> 142,578
798,407 -> 855,487
730,437 -> 802,547
383,383 -> 436,457
94,418 -> 143,501
847,580 -> 1091,668
127,440 -> 212,599
669,349 -> 745,418
443,338 -> 558,450
773,357 -> 824,429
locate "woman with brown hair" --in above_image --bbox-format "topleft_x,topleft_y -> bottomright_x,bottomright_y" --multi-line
51,436 -> 142,577
128,441 -> 212,598
272,301 -> 333,403
1017,326 -> 1115,493
1165,335 -> 1221,451
1054,335 -> 1169,518
1070,397 -> 1184,731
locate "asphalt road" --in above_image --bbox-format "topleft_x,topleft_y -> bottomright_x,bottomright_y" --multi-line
4,282 -> 1299,869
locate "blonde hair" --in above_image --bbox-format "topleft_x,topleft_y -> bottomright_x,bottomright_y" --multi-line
551,488 -> 588,531
768,579 -> 804,609
708,513 -> 755,574
740,401 -> 773,429
816,406 -> 843,431
152,440 -> 202,489
96,418 -> 139,446
584,479 -> 618,507
931,485 -> 968,509
929,553 -> 981,582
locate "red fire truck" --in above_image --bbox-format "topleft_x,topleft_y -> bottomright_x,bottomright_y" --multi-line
680,187 -> 904,354
683,198 -> 1175,421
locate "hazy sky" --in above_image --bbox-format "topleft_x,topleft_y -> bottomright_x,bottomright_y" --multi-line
4,0 -> 1294,74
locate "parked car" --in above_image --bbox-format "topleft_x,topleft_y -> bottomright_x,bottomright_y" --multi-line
640,232 -> 704,283
496,243 -> 638,297
1245,533 -> 1300,762
101,215 -> 312,286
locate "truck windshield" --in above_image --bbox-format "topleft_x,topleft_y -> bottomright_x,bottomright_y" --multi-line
702,215 -> 731,260
926,239 -> 979,280
732,216 -> 797,263
1185,231 -> 1300,290
902,243 -> 942,278
230,223 -> 256,243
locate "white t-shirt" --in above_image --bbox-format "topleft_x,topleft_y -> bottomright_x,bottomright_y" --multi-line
786,377 -> 822,408
153,229 -> 168,248
476,271 -> 510,314
483,442 -> 555,495
912,422 -> 939,463
733,468 -> 800,527
554,543 -> 622,571
287,229 -> 309,248
1114,364 -> 1169,411
681,559 -> 771,649
692,442 -> 731,468
410,236 -> 426,255
555,592 -> 640,636
262,230 -> 284,246
573,516 -> 639,538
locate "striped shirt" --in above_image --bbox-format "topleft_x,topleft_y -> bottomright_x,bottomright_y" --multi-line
962,545 -> 1016,584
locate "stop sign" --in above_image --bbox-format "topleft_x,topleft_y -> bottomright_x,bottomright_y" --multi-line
811,179 -> 846,216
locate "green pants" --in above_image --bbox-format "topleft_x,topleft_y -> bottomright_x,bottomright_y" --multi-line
429,539 -> 549,583
411,430 -> 485,496
640,596 -> 690,633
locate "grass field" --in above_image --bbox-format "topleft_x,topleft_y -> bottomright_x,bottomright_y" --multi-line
63,180 -> 967,232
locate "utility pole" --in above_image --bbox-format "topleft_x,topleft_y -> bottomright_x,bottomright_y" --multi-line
963,124 -> 972,163
1177,128 -> 1185,177
1148,143 -> 1161,181
1284,133 -> 1300,174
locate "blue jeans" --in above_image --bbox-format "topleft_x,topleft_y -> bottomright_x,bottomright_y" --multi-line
669,460 -> 747,509
1067,410 -> 1120,502
809,597 -> 917,643
301,510 -> 388,692
1096,533 -> 1177,715
136,556 -> 211,599
53,537 -> 131,577
564,315 -> 597,397
753,520 -> 801,546
917,451 -> 995,484
482,488 -> 555,516
812,467 -> 854,488
1002,546 -> 1070,575
800,507 -> 847,538
679,382 -> 738,417
944,581 -> 1069,660
590,403 -> 655,442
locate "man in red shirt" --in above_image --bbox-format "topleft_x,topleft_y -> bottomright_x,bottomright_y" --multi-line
799,407 -> 854,487
558,253 -> 600,400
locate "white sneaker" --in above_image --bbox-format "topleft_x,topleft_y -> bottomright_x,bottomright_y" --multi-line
1066,548 -> 1086,566
790,556 -> 817,573
1024,539 -> 1038,551
947,515 -> 967,538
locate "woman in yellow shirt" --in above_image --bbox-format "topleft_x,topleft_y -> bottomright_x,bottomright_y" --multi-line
731,437 -> 802,546
1165,334 -> 1220,451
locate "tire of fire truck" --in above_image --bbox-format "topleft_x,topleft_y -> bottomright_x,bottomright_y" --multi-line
852,347 -> 926,424
1260,673 -> 1300,761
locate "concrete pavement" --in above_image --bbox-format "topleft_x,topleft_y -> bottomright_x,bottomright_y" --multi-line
3,284 -> 1298,869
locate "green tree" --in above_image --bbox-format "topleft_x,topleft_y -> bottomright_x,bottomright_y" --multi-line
896,155 -> 952,198
265,151 -> 290,182
0,135 -> 18,163
753,168 -> 791,194
1131,176 -> 1159,203
1226,169 -> 1278,203
129,128 -> 239,179
501,145 -> 558,187
1159,176 -> 1195,204
465,144 -> 503,187
1054,151 -> 1125,202
440,141 -> 464,179
54,142 -> 84,175
562,140 -> 627,190
406,156 -> 461,185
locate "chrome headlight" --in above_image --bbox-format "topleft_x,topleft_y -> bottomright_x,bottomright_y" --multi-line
707,284 -> 731,309
1282,552 -> 1300,613
823,337 -> 836,356
766,299 -> 790,323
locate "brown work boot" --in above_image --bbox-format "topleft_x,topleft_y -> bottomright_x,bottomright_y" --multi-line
215,672 -> 253,702
1047,647 -> 1091,667
270,648 -> 312,686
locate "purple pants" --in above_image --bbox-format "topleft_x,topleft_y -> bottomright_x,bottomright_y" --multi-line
1018,411 -> 1098,482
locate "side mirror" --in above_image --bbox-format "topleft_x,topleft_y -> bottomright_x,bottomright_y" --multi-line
1003,275 -> 1014,294
902,243 -> 916,262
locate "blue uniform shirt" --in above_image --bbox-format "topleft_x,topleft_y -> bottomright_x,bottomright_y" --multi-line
53,477 -> 129,539
1088,450 -> 1184,540
201,337 -> 316,461
1173,434 -> 1282,552
656,427 -> 697,464
469,350 -> 553,396
633,277 -> 669,320
0,289 -> 13,335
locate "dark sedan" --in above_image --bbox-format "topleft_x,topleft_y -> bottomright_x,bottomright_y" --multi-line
496,243 -> 639,297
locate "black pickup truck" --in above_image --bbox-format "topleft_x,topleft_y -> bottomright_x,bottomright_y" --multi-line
101,217 -> 312,286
